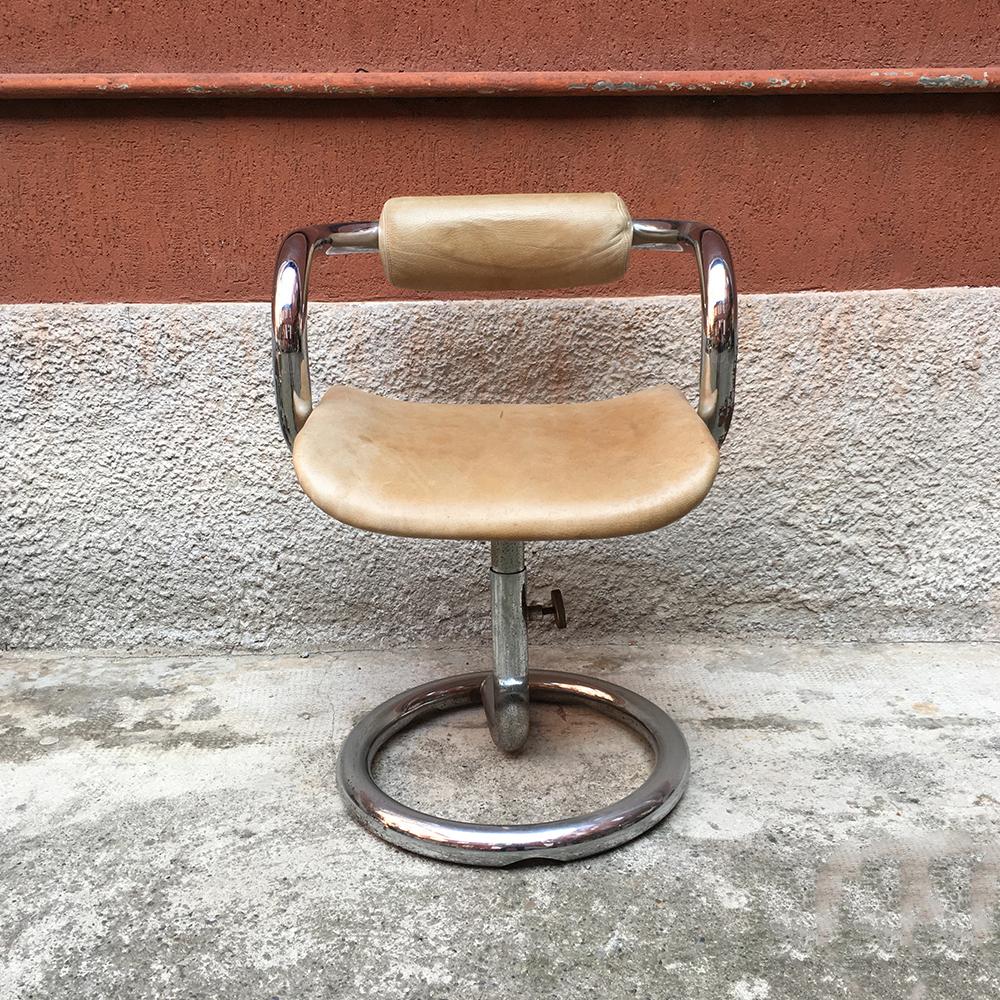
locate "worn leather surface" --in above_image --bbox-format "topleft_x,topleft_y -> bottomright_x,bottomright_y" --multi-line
378,192 -> 632,291
292,384 -> 719,541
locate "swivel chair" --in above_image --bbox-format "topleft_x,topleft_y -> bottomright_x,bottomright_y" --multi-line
271,193 -> 737,865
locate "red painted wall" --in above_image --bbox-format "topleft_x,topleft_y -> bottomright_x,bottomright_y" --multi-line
2,1 -> 997,72
3,95 -> 998,302
3,2 -> 999,302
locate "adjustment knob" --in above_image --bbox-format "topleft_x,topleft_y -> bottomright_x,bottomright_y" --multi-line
524,589 -> 567,629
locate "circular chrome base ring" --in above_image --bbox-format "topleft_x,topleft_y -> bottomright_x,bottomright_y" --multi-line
336,669 -> 690,866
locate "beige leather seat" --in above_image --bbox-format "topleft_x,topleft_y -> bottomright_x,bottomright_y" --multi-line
293,383 -> 718,540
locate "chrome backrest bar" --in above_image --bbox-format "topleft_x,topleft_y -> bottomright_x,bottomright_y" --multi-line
272,216 -> 736,449
630,219 -> 684,250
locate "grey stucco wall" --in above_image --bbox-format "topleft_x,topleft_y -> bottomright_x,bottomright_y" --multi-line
2,287 -> 998,650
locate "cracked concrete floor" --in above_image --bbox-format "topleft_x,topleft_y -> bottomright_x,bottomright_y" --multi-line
1,641 -> 998,999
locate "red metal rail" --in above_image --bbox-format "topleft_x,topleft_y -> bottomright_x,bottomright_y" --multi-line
0,67 -> 997,99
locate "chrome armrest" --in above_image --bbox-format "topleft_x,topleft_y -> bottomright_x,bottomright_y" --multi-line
271,221 -> 379,447
272,216 -> 736,449
632,219 -> 738,445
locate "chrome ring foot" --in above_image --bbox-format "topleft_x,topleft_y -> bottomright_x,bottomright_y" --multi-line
336,669 -> 690,866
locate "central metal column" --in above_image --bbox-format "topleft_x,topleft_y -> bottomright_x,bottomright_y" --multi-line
481,541 -> 530,752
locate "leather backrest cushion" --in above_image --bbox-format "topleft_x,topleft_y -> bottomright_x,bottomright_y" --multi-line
379,192 -> 632,292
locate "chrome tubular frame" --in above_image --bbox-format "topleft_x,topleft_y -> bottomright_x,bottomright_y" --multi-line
271,217 -> 737,447
271,221 -> 379,447
630,220 -> 738,445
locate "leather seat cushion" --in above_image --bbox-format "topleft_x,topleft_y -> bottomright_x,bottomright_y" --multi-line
292,384 -> 719,541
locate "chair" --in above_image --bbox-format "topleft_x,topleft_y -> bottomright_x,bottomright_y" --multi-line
271,193 -> 737,865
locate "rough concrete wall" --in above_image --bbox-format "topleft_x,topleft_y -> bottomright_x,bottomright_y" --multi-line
2,286 -> 997,650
